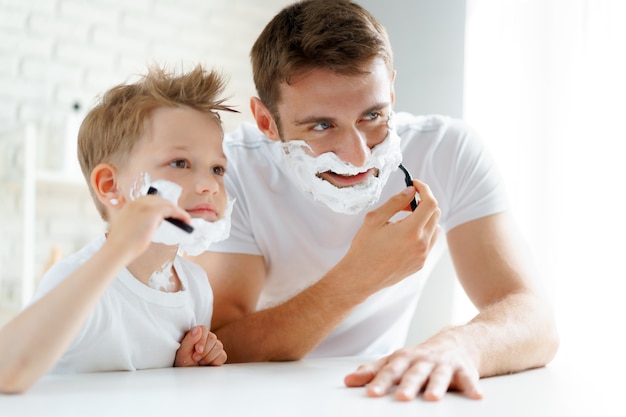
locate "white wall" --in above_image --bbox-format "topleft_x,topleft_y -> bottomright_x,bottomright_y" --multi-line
357,0 -> 466,118
0,0 -> 294,136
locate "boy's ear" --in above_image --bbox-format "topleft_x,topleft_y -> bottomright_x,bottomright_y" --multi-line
90,163 -> 124,207
250,97 -> 280,141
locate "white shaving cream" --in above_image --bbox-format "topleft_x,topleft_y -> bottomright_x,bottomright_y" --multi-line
130,174 -> 234,256
280,127 -> 402,215
147,259 -> 174,291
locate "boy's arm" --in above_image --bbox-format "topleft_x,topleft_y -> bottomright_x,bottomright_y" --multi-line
0,244 -> 130,394
0,196 -> 189,394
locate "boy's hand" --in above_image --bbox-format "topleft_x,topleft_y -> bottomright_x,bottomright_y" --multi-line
175,326 -> 227,367
105,195 -> 191,262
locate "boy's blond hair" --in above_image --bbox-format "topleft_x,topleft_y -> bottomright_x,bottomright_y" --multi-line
77,65 -> 237,220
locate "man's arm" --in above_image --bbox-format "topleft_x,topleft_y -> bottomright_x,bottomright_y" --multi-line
448,211 -> 559,375
196,182 -> 441,362
199,251 -> 369,362
344,211 -> 560,400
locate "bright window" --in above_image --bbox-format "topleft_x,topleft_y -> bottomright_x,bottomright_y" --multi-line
464,0 -> 626,361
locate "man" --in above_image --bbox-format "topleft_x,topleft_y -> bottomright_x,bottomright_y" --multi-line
192,0 -> 559,401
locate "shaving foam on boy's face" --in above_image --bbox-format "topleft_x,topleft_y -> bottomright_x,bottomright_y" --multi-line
129,173 -> 233,256
280,125 -> 403,215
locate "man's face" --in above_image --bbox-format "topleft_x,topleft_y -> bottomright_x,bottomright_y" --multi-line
275,58 -> 395,189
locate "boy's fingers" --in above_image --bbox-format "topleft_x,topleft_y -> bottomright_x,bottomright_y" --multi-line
199,342 -> 226,366
180,326 -> 202,350
191,326 -> 211,360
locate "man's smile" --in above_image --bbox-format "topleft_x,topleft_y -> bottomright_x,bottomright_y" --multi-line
317,168 -> 379,188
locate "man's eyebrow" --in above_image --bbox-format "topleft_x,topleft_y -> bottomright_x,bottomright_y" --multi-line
293,102 -> 392,127
293,116 -> 338,126
361,102 -> 392,117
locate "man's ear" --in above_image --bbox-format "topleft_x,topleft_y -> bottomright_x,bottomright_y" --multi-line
250,97 -> 280,141
390,69 -> 397,106
90,163 -> 124,207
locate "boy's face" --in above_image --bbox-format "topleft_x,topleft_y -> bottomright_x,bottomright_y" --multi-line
274,58 -> 395,189
117,106 -> 228,222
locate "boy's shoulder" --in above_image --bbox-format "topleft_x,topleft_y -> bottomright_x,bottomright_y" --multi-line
32,235 -> 106,301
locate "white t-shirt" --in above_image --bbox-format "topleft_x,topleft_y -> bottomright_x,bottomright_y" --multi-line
210,113 -> 509,357
32,234 -> 213,373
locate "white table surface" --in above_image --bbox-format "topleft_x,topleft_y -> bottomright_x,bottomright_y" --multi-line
0,355 -> 619,417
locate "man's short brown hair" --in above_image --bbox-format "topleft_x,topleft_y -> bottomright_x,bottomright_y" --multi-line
251,0 -> 393,116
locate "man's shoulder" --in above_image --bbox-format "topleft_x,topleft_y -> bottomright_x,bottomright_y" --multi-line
224,122 -> 272,149
394,112 -> 469,136
222,122 -> 284,186
395,113 -> 474,155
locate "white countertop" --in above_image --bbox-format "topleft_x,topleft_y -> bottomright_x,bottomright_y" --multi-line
0,355 -> 618,417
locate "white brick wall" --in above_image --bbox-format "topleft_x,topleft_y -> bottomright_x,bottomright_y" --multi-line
0,0 -> 294,319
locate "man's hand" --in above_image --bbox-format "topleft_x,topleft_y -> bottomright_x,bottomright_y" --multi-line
175,326 -> 227,367
339,179 -> 441,298
344,332 -> 483,401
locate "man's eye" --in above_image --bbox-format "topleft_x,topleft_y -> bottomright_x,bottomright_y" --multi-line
212,166 -> 226,176
312,121 -> 331,131
364,111 -> 381,121
169,160 -> 189,169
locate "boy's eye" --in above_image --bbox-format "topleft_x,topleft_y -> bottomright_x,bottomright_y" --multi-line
312,121 -> 331,131
169,159 -> 189,169
212,165 -> 226,176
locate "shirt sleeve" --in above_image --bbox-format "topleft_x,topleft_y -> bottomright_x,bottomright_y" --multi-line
434,119 -> 510,232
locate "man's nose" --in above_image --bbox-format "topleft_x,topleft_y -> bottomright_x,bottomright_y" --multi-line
336,128 -> 371,167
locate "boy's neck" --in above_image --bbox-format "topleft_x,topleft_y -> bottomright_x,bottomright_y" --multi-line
126,243 -> 182,292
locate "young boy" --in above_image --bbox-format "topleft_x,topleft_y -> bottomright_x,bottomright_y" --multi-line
0,65 -> 237,394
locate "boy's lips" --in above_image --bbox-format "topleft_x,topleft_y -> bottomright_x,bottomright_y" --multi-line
187,203 -> 218,220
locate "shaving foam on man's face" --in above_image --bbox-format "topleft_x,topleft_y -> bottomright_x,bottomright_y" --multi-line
280,125 -> 402,215
130,174 -> 233,256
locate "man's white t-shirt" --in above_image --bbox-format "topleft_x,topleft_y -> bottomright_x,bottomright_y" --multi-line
210,112 -> 509,357
32,234 -> 213,373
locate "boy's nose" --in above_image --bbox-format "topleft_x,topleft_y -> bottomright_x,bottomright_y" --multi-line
196,174 -> 219,194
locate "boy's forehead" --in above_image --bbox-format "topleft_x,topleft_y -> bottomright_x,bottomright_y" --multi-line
149,106 -> 224,130
133,108 -> 225,154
